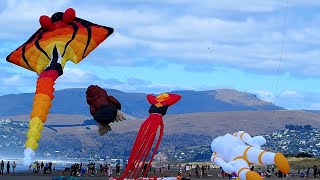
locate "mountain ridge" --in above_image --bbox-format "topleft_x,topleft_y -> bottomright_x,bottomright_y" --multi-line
0,88 -> 284,118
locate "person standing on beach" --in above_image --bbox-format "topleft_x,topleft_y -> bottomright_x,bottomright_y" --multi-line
108,164 -> 112,176
0,160 -> 4,175
100,164 -> 103,174
6,161 -> 10,174
306,165 -> 310,178
201,165 -> 205,178
314,165 -> 318,178
12,162 -> 16,174
116,164 -> 121,177
36,162 -> 39,173
49,162 -> 52,174
142,163 -> 148,178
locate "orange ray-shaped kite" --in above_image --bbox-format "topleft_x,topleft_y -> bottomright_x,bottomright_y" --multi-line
7,8 -> 113,74
6,8 -> 113,165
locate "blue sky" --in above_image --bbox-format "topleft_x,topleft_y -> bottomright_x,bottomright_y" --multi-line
0,0 -> 320,110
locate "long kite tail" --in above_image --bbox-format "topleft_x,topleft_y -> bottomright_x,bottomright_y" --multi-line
120,118 -> 152,179
120,114 -> 164,180
132,118 -> 160,179
141,120 -> 164,179
23,69 -> 59,165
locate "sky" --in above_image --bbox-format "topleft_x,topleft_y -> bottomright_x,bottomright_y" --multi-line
0,0 -> 320,110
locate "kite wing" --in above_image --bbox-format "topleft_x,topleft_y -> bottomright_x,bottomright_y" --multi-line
6,8 -> 113,74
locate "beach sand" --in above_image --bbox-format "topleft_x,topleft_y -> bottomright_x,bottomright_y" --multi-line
0,168 -> 317,180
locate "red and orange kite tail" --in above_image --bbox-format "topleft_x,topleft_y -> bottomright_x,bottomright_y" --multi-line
25,68 -> 60,151
120,93 -> 181,180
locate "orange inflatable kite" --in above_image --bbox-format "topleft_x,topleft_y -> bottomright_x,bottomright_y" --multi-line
6,8 -> 113,165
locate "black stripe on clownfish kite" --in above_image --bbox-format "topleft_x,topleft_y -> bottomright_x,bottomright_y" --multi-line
120,93 -> 182,180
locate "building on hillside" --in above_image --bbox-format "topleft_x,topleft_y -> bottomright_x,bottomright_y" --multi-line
154,152 -> 168,162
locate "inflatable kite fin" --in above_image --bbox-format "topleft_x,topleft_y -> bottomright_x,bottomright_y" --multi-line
274,153 -> 290,174
98,111 -> 126,136
245,171 -> 263,180
114,110 -> 126,122
98,123 -> 112,136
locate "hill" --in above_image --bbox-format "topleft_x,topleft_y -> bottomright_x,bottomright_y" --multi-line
106,110 -> 320,136
0,88 -> 284,118
2,110 -> 320,136
1,109 -> 320,161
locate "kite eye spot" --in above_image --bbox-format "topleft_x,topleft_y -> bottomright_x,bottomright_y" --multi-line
39,15 -> 52,30
63,8 -> 76,24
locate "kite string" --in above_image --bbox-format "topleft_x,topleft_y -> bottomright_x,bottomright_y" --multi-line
272,0 -> 289,121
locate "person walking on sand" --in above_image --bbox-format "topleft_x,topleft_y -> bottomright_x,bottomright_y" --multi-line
0,160 -> 4,175
6,161 -> 10,174
12,162 -> 16,174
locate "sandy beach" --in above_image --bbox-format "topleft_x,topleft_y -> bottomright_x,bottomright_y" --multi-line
0,168 -> 318,180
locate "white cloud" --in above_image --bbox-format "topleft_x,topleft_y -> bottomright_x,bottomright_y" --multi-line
1,0 -> 320,111
252,90 -> 276,103
55,67 -> 100,88
74,0 -> 320,13
131,16 -> 262,41
0,70 -> 36,95
0,0 -> 70,36
251,89 -> 320,110
309,103 -> 320,110
71,6 -> 167,32
101,33 -> 137,48
2,75 -> 20,84
1,0 -> 319,80
280,90 -> 303,98
63,68 -> 88,78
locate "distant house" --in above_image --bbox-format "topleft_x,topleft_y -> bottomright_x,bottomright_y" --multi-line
154,152 -> 168,162
299,141 -> 306,145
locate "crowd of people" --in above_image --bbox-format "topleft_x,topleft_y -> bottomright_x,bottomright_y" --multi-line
29,161 -> 54,174
215,164 -> 319,179
178,164 -> 210,178
294,165 -> 318,178
62,162 -> 122,177
0,160 -> 16,175
0,159 -> 319,179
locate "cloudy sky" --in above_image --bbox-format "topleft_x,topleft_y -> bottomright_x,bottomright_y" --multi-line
0,0 -> 320,110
